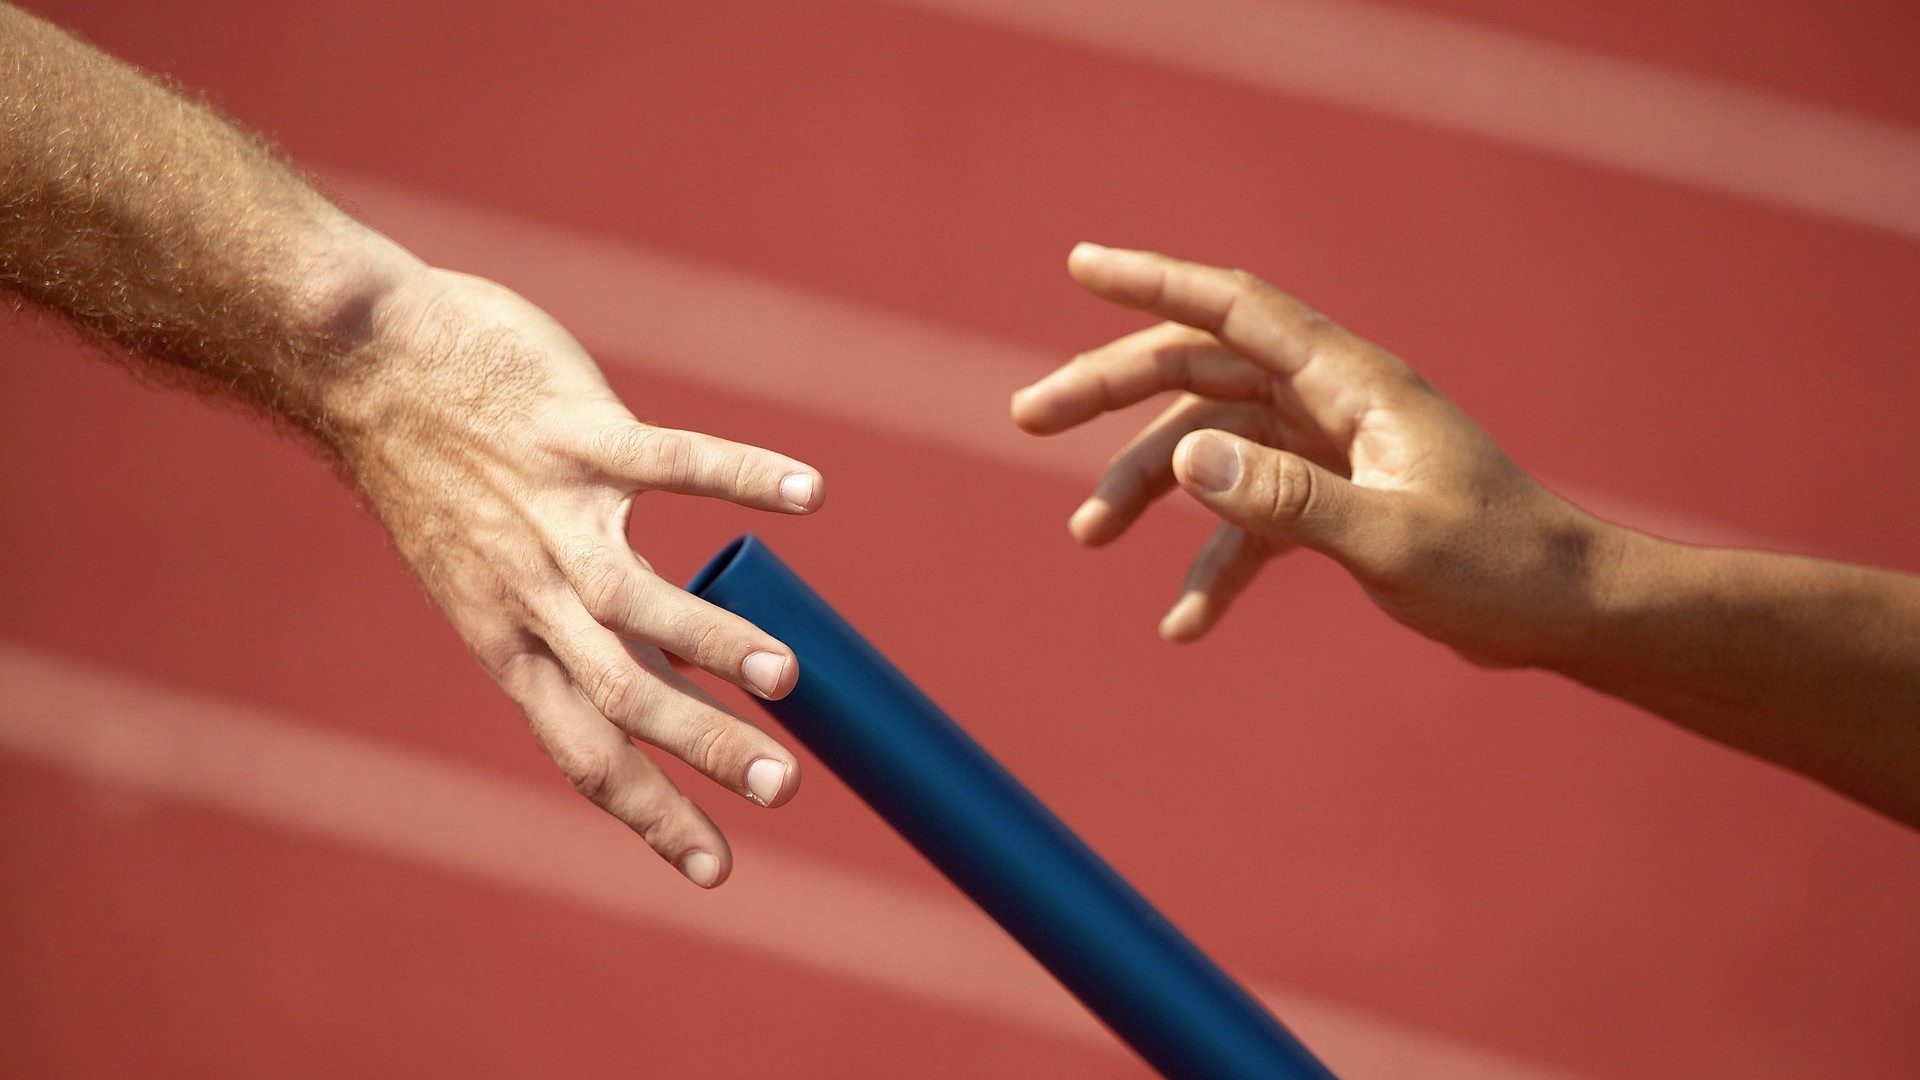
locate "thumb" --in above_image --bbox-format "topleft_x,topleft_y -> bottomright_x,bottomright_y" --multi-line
1173,429 -> 1376,562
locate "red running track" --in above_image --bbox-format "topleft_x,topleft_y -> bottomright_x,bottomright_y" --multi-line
4,1 -> 1919,1077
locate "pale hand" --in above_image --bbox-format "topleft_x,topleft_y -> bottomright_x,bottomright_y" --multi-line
335,267 -> 823,887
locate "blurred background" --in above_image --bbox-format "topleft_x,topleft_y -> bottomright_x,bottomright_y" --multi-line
4,0 -> 1919,1076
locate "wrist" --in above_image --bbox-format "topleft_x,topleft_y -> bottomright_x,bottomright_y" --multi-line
289,216 -> 429,353
1534,516 -> 1675,678
286,219 -> 434,454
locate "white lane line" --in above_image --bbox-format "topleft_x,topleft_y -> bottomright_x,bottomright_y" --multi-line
0,644 -> 1582,1079
334,173 -> 1764,550
882,0 -> 1920,242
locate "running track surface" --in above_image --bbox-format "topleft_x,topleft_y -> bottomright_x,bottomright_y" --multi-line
4,2 -> 1919,1077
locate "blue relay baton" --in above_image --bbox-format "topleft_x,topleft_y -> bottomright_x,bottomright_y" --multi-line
689,536 -> 1337,1080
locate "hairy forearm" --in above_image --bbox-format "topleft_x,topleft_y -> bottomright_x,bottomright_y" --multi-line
1559,526 -> 1920,825
0,3 -> 420,449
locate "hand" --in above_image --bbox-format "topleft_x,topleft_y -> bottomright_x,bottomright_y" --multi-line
332,267 -> 822,887
1012,244 -> 1607,669
0,2 -> 822,887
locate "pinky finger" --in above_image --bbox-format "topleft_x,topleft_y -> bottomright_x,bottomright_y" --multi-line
1159,522 -> 1285,642
511,652 -> 735,886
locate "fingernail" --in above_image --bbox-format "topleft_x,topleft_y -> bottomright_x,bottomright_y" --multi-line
680,850 -> 720,888
780,472 -> 816,511
742,651 -> 788,698
1185,433 -> 1241,493
746,758 -> 788,807
1071,241 -> 1111,261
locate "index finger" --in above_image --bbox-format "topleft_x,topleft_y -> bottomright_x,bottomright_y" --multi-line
597,423 -> 825,514
1066,243 -> 1334,378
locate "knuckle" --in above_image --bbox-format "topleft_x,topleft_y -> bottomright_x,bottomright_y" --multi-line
1140,263 -> 1170,309
685,722 -> 739,779
648,429 -> 694,487
609,425 -> 690,485
553,744 -> 618,807
726,449 -> 755,497
1264,454 -> 1314,524
1117,448 -> 1163,494
623,792 -> 682,853
468,629 -> 528,680
1297,310 -> 1343,353
677,612 -> 734,669
585,662 -> 649,721
583,568 -> 630,624
556,536 -> 644,627
556,534 -> 605,578
1155,342 -> 1195,392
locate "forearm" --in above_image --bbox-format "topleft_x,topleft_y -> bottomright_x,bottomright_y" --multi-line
0,3 -> 421,449
1559,525 -> 1920,825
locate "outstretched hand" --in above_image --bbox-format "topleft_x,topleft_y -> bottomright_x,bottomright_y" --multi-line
1013,244 -> 1603,668
335,268 -> 823,887
0,4 -> 823,887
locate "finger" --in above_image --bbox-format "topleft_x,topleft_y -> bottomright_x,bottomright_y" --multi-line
1065,243 -> 1325,376
1065,244 -> 1438,452
1159,522 -> 1285,642
1070,396 -> 1271,547
1173,429 -> 1389,570
555,537 -> 799,700
1067,243 -> 1372,383
542,614 -> 801,810
1011,322 -> 1273,435
504,650 -> 735,886
626,643 -> 802,809
597,422 -> 824,513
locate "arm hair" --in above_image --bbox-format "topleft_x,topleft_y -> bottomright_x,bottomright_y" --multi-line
0,3 -> 391,450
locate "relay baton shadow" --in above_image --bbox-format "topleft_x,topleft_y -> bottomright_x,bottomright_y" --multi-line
689,535 -> 1337,1080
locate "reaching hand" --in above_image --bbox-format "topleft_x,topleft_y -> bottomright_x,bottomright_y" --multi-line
0,2 -> 825,886
335,268 -> 823,887
1013,244 -> 1603,668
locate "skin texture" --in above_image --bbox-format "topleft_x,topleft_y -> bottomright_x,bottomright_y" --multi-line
1015,243 -> 1920,829
1,4 -> 822,886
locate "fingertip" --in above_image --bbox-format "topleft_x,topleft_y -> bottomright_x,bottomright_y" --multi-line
1069,242 -> 1159,293
1067,498 -> 1111,546
1009,386 -> 1038,427
1173,429 -> 1242,495
1158,592 -> 1209,642
1009,385 -> 1044,429
1171,428 -> 1202,472
1067,241 -> 1111,274
745,756 -> 799,808
1068,242 -> 1129,291
679,849 -> 725,889
1011,381 -> 1074,435
779,471 -> 824,513
741,650 -> 797,699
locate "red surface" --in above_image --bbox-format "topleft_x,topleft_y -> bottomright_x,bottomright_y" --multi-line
5,1 -> 1919,1077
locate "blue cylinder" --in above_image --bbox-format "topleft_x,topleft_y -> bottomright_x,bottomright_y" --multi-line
688,535 -> 1336,1080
